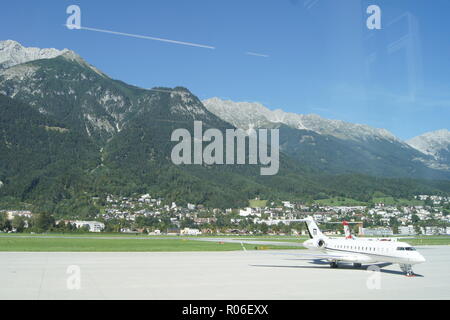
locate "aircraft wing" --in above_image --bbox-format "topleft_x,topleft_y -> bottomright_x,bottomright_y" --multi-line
268,251 -> 347,260
265,250 -> 373,263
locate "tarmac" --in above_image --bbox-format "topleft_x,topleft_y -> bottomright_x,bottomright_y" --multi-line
0,245 -> 449,300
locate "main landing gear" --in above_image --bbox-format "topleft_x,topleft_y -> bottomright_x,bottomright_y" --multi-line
330,262 -> 363,269
400,264 -> 416,277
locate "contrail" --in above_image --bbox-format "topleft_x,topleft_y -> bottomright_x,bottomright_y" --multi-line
245,51 -> 270,58
64,24 -> 216,50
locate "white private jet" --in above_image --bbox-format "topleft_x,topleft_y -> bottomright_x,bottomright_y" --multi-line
299,217 -> 426,276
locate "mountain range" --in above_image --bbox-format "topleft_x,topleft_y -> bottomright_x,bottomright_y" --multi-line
0,40 -> 449,214
203,98 -> 450,178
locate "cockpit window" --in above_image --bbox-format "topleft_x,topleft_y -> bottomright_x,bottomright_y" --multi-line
397,247 -> 416,251
397,247 -> 405,251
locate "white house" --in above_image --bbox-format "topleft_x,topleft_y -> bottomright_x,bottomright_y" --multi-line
72,221 -> 105,233
282,201 -> 294,209
239,207 -> 253,217
180,228 -> 201,236
5,211 -> 33,220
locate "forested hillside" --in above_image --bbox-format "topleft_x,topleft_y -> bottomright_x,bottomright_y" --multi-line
0,49 -> 450,216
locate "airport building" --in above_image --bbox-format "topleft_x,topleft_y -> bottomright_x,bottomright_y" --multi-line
398,225 -> 416,235
59,220 -> 105,233
361,227 -> 394,237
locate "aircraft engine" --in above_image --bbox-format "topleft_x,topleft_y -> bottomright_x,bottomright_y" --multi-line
317,239 -> 326,248
303,238 -> 327,249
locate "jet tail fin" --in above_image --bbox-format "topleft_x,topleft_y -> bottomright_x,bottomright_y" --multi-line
275,217 -> 327,240
343,221 -> 353,239
304,216 -> 326,239
343,221 -> 359,239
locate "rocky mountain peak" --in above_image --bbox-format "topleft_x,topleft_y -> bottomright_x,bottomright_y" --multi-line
0,40 -> 72,69
203,97 -> 399,142
408,129 -> 450,157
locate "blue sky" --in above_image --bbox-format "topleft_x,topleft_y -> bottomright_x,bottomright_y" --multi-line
1,0 -> 449,140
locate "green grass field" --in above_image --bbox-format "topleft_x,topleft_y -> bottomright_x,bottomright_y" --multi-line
0,234 -> 447,252
231,237 -> 307,242
314,196 -> 425,207
249,199 -> 268,208
400,237 -> 450,246
314,197 -> 367,206
0,237 -> 301,252
372,197 -> 424,206
0,233 -> 307,241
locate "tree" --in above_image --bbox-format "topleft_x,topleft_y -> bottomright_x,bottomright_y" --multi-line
414,224 -> 422,235
0,212 -> 11,232
79,225 -> 90,233
390,221 -> 399,235
259,223 -> 269,234
33,212 -> 55,233
180,218 -> 196,229
12,216 -> 26,233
